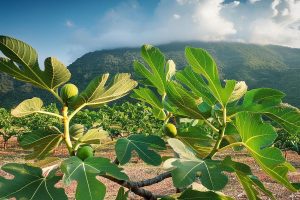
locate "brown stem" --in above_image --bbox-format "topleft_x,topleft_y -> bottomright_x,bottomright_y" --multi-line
102,171 -> 172,200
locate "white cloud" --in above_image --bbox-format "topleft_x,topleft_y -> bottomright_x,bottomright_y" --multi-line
249,0 -> 261,4
173,14 -> 181,19
66,0 -> 237,60
64,0 -> 300,63
248,0 -> 300,48
271,0 -> 281,17
282,8 -> 289,16
231,1 -> 240,8
65,20 -> 74,28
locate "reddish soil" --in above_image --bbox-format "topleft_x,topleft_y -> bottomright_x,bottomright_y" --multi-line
1,137 -> 300,199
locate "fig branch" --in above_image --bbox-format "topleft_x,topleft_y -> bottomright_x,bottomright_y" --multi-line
102,171 -> 172,200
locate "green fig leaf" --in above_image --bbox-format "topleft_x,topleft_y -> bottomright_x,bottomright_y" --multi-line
166,82 -> 209,119
115,134 -> 166,166
175,66 -> 217,106
19,127 -> 63,160
177,126 -> 215,158
178,189 -> 233,200
0,36 -> 71,92
165,139 -> 228,190
234,112 -> 298,191
78,128 -> 109,144
71,73 -> 137,108
185,47 -> 236,106
61,156 -> 128,200
134,45 -> 166,95
115,187 -> 129,200
132,87 -> 166,120
0,163 -> 67,200
222,156 -> 275,200
11,97 -> 43,117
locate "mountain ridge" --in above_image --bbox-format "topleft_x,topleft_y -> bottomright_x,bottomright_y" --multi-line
1,41 -> 300,108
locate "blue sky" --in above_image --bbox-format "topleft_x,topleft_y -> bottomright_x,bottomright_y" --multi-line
1,0 -> 300,65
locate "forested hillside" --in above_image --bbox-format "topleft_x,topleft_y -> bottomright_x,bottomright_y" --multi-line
1,41 -> 300,107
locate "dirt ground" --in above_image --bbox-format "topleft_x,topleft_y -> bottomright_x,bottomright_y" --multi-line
0,137 -> 300,200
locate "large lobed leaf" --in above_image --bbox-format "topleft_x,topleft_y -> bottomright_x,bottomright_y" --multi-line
11,97 -> 43,117
19,126 -> 63,160
131,87 -> 166,120
132,45 -> 177,120
177,126 -> 215,158
61,156 -> 128,200
0,36 -> 71,92
115,134 -> 166,166
164,139 -> 228,190
175,66 -> 217,106
185,47 -> 236,107
222,156 -> 275,200
78,128 -> 109,145
166,82 -> 209,119
134,44 -> 167,95
71,73 -> 137,108
230,88 -> 300,135
0,163 -> 67,200
234,112 -> 298,191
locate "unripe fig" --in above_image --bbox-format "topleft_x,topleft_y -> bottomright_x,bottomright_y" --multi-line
76,145 -> 94,161
60,83 -> 78,103
163,123 -> 177,138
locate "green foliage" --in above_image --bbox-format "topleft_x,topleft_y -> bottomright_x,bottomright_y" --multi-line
165,139 -> 228,190
19,126 -> 63,160
0,36 -> 71,95
61,156 -> 128,200
70,73 -> 137,109
116,187 -> 129,200
132,43 -> 300,199
0,163 -> 67,200
0,36 -> 300,200
185,47 -> 236,107
234,112 -> 297,191
72,102 -> 163,136
115,134 -> 166,165
178,189 -> 233,200
11,97 -> 43,117
222,156 -> 275,200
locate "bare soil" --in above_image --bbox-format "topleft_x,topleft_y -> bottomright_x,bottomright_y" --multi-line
1,137 -> 300,199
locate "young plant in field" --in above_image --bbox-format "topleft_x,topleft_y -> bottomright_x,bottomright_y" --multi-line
0,36 -> 162,200
132,44 -> 300,199
0,35 -> 299,200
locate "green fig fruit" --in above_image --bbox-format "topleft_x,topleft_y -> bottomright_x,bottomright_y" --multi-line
60,83 -> 78,103
163,123 -> 177,138
76,145 -> 94,161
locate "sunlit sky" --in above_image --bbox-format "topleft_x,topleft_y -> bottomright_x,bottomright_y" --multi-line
1,0 -> 300,65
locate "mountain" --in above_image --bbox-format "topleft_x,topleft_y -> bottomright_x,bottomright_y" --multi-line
1,41 -> 300,108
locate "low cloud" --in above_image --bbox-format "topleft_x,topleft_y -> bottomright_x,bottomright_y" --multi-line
65,0 -> 300,62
